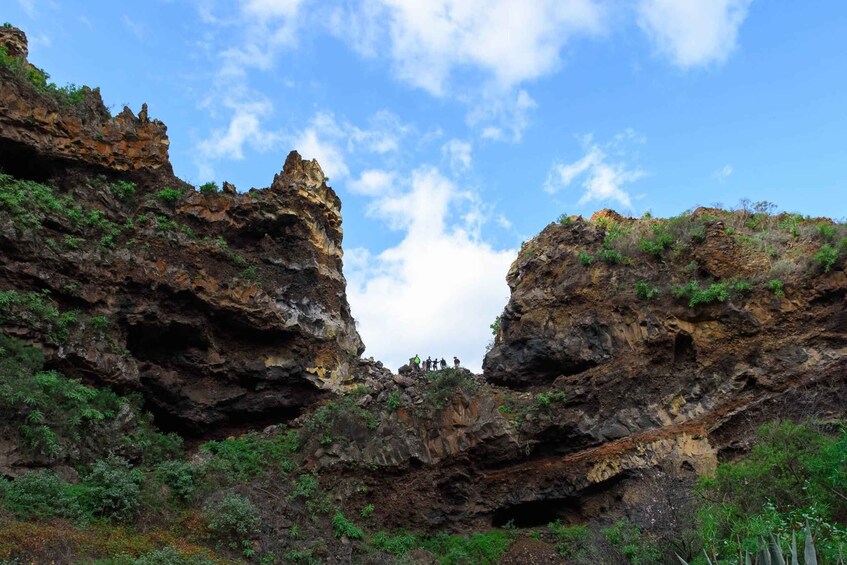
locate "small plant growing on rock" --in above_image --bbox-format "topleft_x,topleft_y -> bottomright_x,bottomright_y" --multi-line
534,390 -> 567,409
199,181 -> 219,195
766,278 -> 784,297
205,493 -> 262,550
577,250 -> 593,266
386,391 -> 402,411
156,188 -> 182,203
814,244 -> 839,272
237,266 -> 258,281
109,180 -> 136,200
598,248 -> 623,264
634,280 -> 659,300
557,213 -> 573,226
332,511 -> 364,540
816,222 -> 836,241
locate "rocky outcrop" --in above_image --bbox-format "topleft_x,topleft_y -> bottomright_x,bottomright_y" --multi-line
0,25 -> 363,436
0,27 -> 172,177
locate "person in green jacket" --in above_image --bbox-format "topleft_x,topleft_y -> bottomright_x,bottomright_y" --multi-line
413,354 -> 421,370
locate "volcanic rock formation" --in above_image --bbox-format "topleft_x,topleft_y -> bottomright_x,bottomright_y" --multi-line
0,28 -> 363,455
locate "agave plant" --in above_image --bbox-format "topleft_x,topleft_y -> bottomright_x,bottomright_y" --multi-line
678,523 -> 818,565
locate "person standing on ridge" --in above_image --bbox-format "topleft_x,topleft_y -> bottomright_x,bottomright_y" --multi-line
414,354 -> 421,370
440,358 -> 447,370
453,356 -> 460,368
425,356 -> 432,371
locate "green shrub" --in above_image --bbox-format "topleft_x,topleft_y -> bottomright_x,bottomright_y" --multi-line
92,315 -> 109,330
490,315 -> 501,336
423,368 -> 478,409
132,547 -> 214,565
814,244 -> 839,272
332,511 -> 364,540
109,180 -> 136,201
80,455 -> 144,521
156,188 -> 182,203
766,278 -> 784,298
639,224 -> 674,258
634,280 -> 659,300
672,280 -> 751,308
577,251 -> 593,266
386,391 -> 402,411
0,470 -> 80,520
534,390 -> 567,410
696,421 -> 847,562
598,248 -> 623,264
557,214 -> 573,226
817,223 -> 837,241
0,46 -> 87,107
361,503 -> 375,518
198,182 -> 219,196
154,460 -> 197,502
602,520 -> 661,565
548,521 -> 590,559
421,530 -> 514,565
0,334 -> 125,458
369,531 -> 421,555
202,431 -> 298,482
237,266 -> 258,281
205,493 -> 262,548
291,473 -> 319,500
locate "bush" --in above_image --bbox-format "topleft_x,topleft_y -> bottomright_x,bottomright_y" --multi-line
109,181 -> 136,201
198,182 -> 219,196
421,530 -> 514,565
598,248 -> 623,264
0,470 -> 80,520
766,278 -> 784,297
548,521 -> 590,559
558,213 -> 573,226
634,280 -> 659,300
332,511 -> 364,540
671,280 -> 751,308
534,390 -> 567,409
155,188 -> 182,203
817,223 -> 837,241
386,391 -> 402,411
814,244 -> 839,272
638,224 -> 674,258
154,460 -> 197,502
132,547 -> 215,565
577,251 -> 593,266
205,493 -> 262,548
80,455 -> 144,521
423,368 -> 478,409
696,421 -> 847,562
202,431 -> 299,482
0,334 -> 125,458
602,520 -> 661,565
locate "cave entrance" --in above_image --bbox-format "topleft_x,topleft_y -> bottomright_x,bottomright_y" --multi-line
491,497 -> 578,528
0,138 -> 61,182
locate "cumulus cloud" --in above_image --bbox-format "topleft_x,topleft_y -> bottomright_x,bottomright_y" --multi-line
349,169 -> 396,196
291,111 -> 409,181
196,96 -> 281,167
369,0 -> 605,95
637,0 -> 752,68
545,132 -> 646,209
442,139 -> 472,171
346,167 -> 515,373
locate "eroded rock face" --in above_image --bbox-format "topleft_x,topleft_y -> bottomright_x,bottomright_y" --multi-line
0,27 -> 363,435
0,28 -> 172,177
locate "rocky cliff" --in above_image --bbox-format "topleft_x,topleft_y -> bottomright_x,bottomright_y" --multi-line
0,28 -> 363,456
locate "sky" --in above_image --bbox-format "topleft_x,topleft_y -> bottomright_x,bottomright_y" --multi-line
5,0 -> 847,372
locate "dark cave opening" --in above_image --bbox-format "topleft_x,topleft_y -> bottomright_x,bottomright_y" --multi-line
0,138 -> 61,183
491,497 -> 579,528
126,320 -> 210,362
673,331 -> 695,363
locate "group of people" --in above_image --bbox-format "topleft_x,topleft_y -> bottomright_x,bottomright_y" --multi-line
409,354 -> 460,372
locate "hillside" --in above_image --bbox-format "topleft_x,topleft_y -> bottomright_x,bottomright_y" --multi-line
1,24 -> 847,565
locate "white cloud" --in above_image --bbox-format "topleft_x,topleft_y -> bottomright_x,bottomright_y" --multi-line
637,0 -> 752,68
369,0 -> 605,95
198,98 -> 280,161
545,132 -> 646,209
442,139 -> 472,171
347,167 -> 515,373
713,164 -> 733,182
291,111 -> 409,181
349,169 -> 396,196
468,87 -> 537,142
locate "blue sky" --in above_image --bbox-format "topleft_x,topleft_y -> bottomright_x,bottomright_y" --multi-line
6,0 -> 846,371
